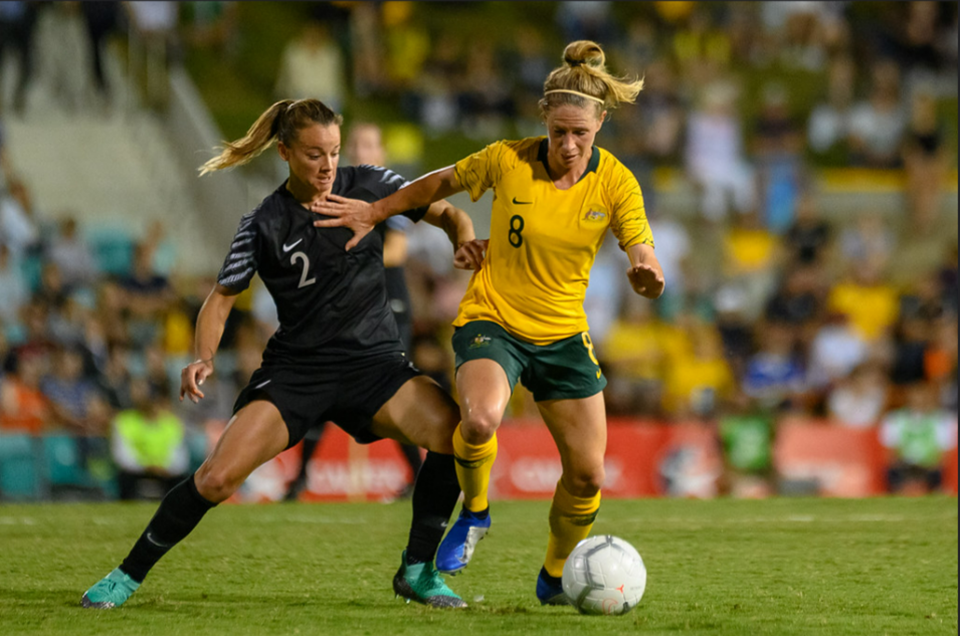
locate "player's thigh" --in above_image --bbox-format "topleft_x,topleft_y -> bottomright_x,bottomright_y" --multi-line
370,375 -> 460,454
196,400 -> 290,497
451,321 -> 520,439
456,358 -> 513,432
537,392 -> 607,494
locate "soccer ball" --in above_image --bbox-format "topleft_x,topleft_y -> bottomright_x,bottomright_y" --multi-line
562,535 -> 646,616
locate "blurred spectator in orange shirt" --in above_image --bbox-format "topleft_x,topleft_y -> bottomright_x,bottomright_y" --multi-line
0,349 -> 49,435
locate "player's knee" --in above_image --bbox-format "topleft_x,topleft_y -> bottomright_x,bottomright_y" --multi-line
565,466 -> 604,497
194,464 -> 242,503
460,408 -> 501,444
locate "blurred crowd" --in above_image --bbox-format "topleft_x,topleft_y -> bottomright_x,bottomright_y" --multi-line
0,1 -> 957,499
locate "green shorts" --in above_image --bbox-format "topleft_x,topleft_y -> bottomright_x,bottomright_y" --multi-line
452,320 -> 607,402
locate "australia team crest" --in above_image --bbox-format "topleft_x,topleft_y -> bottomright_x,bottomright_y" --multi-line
469,334 -> 492,349
582,206 -> 608,222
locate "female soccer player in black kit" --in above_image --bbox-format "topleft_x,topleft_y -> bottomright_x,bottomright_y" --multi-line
282,122 -> 425,502
81,99 -> 486,610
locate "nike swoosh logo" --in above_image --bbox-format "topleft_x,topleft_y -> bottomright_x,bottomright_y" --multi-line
596,370 -> 602,379
146,532 -> 173,549
512,197 -> 532,205
282,238 -> 303,252
255,379 -> 272,389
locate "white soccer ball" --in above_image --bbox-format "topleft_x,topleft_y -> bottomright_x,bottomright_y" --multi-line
562,535 -> 647,616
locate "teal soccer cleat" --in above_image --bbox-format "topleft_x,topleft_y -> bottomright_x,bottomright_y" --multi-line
536,566 -> 571,606
81,568 -> 141,609
392,551 -> 468,608
436,507 -> 490,575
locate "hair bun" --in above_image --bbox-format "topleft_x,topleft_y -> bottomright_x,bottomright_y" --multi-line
563,40 -> 605,69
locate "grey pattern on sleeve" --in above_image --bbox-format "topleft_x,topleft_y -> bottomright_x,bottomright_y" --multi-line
217,211 -> 259,290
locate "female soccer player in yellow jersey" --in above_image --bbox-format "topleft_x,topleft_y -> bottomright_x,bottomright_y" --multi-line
313,40 -> 665,605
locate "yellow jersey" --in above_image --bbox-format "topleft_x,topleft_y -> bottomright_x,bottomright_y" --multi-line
453,137 -> 654,345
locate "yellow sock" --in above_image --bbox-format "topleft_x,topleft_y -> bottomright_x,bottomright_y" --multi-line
543,480 -> 601,578
452,423 -> 497,513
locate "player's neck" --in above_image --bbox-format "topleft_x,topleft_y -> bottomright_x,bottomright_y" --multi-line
285,177 -> 332,207
545,151 -> 590,190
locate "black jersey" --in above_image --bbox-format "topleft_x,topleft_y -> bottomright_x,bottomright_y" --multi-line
217,165 -> 428,367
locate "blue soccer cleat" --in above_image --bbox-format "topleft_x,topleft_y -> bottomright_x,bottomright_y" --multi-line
436,507 -> 491,575
536,566 -> 571,606
81,568 -> 141,609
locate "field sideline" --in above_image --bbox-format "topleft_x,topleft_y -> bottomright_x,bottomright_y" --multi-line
0,497 -> 955,636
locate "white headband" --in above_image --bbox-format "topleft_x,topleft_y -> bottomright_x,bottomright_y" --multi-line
544,89 -> 605,104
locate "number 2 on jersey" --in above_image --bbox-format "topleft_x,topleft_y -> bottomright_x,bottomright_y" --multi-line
290,251 -> 316,288
509,214 -> 524,248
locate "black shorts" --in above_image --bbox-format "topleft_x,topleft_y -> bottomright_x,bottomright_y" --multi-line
232,352 -> 421,449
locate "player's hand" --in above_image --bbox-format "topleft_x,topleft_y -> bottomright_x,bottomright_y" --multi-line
627,263 -> 665,299
311,194 -> 380,251
180,359 -> 214,404
454,239 -> 488,270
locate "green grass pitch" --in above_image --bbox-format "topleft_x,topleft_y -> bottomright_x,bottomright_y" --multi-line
0,497 -> 955,635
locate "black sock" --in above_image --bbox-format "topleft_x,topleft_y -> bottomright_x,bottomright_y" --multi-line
539,566 -> 562,586
470,507 -> 489,520
405,452 -> 460,564
399,443 -> 423,477
119,474 -> 217,582
296,423 -> 326,482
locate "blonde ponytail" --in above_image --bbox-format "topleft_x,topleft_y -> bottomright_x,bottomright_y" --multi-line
199,99 -> 343,176
199,100 -> 292,175
539,40 -> 644,117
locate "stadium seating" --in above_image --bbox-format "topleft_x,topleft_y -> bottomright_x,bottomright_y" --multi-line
0,434 -> 42,500
41,434 -> 115,500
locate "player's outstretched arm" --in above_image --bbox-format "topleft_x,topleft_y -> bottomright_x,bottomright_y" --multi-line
180,284 -> 240,403
626,243 -> 665,299
312,166 -> 464,250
